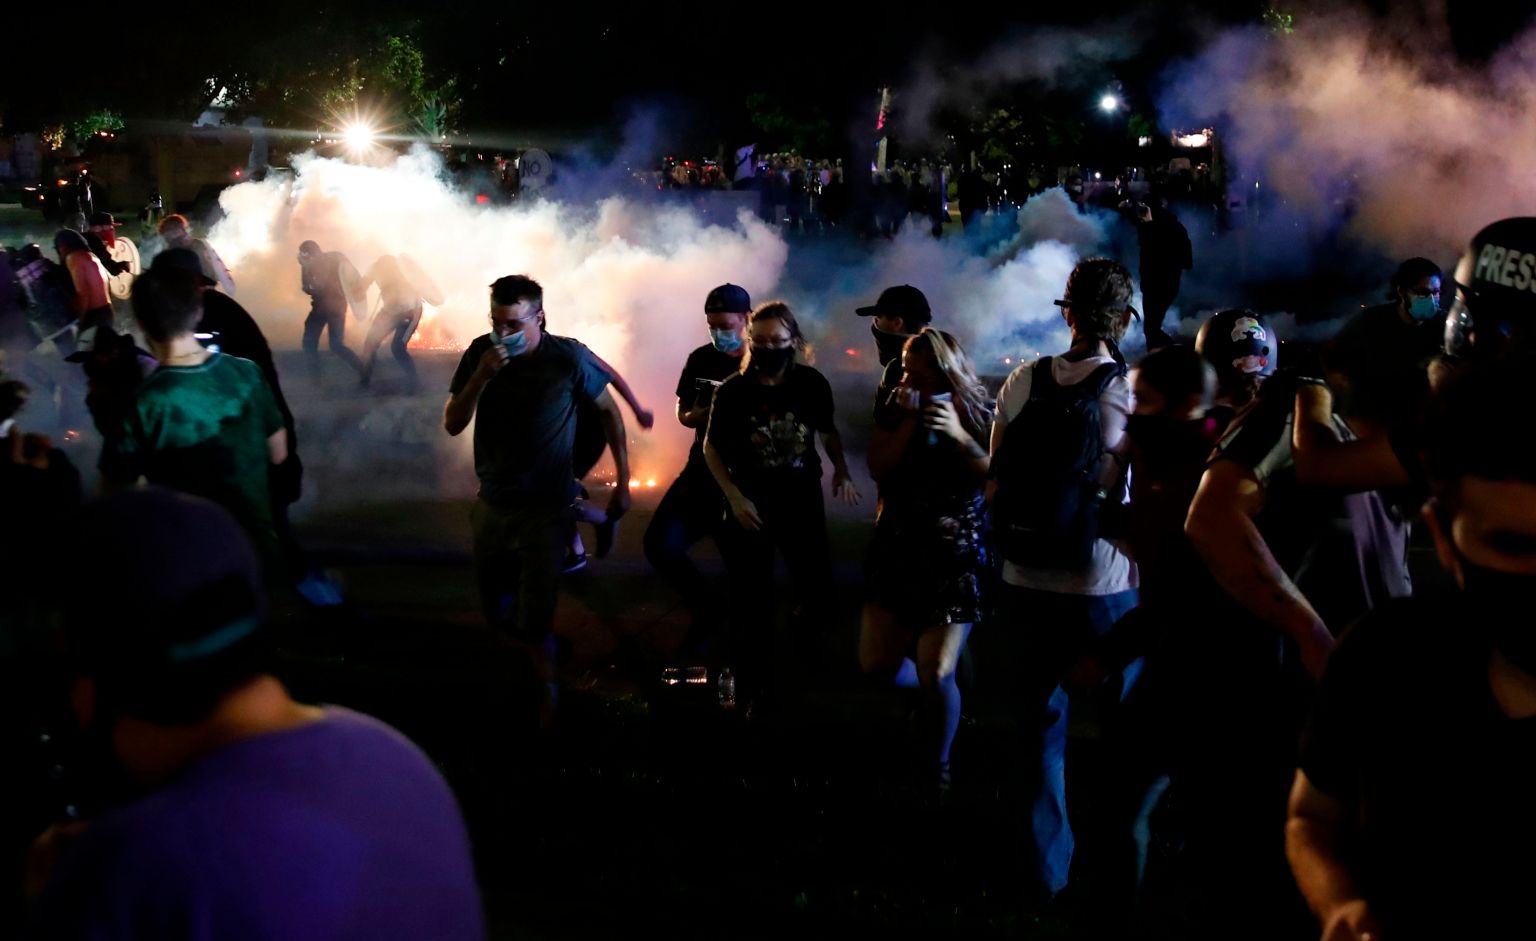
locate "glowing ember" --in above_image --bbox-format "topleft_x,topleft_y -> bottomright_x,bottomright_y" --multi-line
845,348 -> 858,357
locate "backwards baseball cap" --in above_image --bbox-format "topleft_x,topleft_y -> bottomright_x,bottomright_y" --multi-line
705,283 -> 752,314
1054,258 -> 1139,320
856,284 -> 932,327
1449,217 -> 1536,354
150,247 -> 216,286
67,488 -> 269,723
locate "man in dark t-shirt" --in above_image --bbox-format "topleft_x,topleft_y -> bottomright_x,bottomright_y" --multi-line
642,283 -> 750,655
444,275 -> 628,709
1288,356 -> 1536,941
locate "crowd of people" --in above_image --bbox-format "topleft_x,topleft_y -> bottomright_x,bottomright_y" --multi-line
2,196 -> 1535,940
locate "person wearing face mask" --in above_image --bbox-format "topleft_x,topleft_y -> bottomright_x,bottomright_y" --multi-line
1172,309 -> 1412,941
1324,257 -> 1444,437
643,284 -> 753,658
859,284 -> 933,507
861,328 -> 992,791
445,275 -> 628,725
1287,355 -> 1536,941
704,301 -> 861,711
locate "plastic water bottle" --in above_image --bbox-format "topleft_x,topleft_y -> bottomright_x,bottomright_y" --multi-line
718,668 -> 737,710
926,392 -> 952,446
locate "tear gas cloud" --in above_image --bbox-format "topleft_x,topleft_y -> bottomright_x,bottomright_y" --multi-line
198,150 -> 1114,509
1157,9 -> 1536,263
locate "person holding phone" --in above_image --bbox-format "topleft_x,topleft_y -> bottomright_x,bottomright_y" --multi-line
644,284 -> 753,658
860,328 -> 993,789
704,301 -> 861,710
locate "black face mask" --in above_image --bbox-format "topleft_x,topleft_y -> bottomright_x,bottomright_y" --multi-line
750,345 -> 795,375
871,323 -> 910,367
1460,558 -> 1536,675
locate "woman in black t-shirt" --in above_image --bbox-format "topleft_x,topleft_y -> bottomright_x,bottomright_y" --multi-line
704,302 -> 861,706
860,329 -> 992,787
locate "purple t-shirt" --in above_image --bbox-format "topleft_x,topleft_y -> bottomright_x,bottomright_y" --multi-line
34,708 -> 484,940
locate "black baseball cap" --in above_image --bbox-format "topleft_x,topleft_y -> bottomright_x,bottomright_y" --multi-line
89,211 -> 120,228
150,247 -> 217,286
856,284 -> 932,327
66,488 -> 269,722
705,283 -> 752,314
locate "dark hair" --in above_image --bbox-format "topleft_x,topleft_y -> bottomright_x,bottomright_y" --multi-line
743,301 -> 812,371
131,268 -> 205,341
1388,257 -> 1442,299
297,239 -> 321,255
490,274 -> 543,308
53,229 -> 88,254
1062,258 -> 1134,364
1136,344 -> 1214,412
1424,354 -> 1536,497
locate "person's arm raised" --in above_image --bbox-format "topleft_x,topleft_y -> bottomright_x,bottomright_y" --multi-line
443,344 -> 509,436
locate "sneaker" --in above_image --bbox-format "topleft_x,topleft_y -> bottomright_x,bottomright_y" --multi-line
561,552 -> 589,575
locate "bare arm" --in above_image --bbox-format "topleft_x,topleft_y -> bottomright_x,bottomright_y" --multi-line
1287,770 -> 1382,940
1292,385 -> 1410,492
591,352 -> 654,430
266,429 -> 288,465
1185,459 -> 1334,678
706,438 -> 762,530
819,426 -> 861,504
443,346 -> 509,436
593,388 -> 631,517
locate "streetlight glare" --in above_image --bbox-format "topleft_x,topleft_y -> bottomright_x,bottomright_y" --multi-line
343,122 -> 377,153
1099,94 -> 1120,113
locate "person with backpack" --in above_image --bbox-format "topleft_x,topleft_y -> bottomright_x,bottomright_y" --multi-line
987,257 -> 1139,899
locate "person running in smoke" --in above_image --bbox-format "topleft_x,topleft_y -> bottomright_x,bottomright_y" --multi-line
296,240 -> 366,380
157,214 -> 235,295
1170,308 -> 1412,941
1122,186 -> 1192,349
861,328 -> 992,791
987,258 -> 1138,900
444,275 -> 630,724
644,283 -> 751,657
358,254 -> 444,393
704,301 -> 861,712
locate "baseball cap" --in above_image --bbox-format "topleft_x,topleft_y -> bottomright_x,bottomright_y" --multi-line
855,284 -> 932,327
89,211 -> 120,228
150,247 -> 217,286
67,488 -> 269,722
705,283 -> 752,314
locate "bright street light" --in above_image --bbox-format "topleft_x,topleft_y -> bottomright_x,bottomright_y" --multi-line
342,122 -> 377,154
1099,94 -> 1120,113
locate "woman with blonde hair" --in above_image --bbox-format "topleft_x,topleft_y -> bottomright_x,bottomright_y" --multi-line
704,301 -> 861,709
861,327 -> 992,789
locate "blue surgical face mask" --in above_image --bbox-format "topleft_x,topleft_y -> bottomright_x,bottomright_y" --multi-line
495,330 -> 530,357
709,327 -> 743,353
1409,295 -> 1439,321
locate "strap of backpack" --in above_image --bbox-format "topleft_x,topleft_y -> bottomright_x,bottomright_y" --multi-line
1026,356 -> 1057,402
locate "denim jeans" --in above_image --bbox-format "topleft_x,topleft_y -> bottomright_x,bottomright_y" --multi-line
992,583 -> 1140,896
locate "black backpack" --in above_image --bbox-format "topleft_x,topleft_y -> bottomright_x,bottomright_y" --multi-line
991,356 -> 1125,570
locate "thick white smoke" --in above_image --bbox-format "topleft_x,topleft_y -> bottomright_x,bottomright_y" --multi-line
1158,10 -> 1536,262
197,148 -> 1117,506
